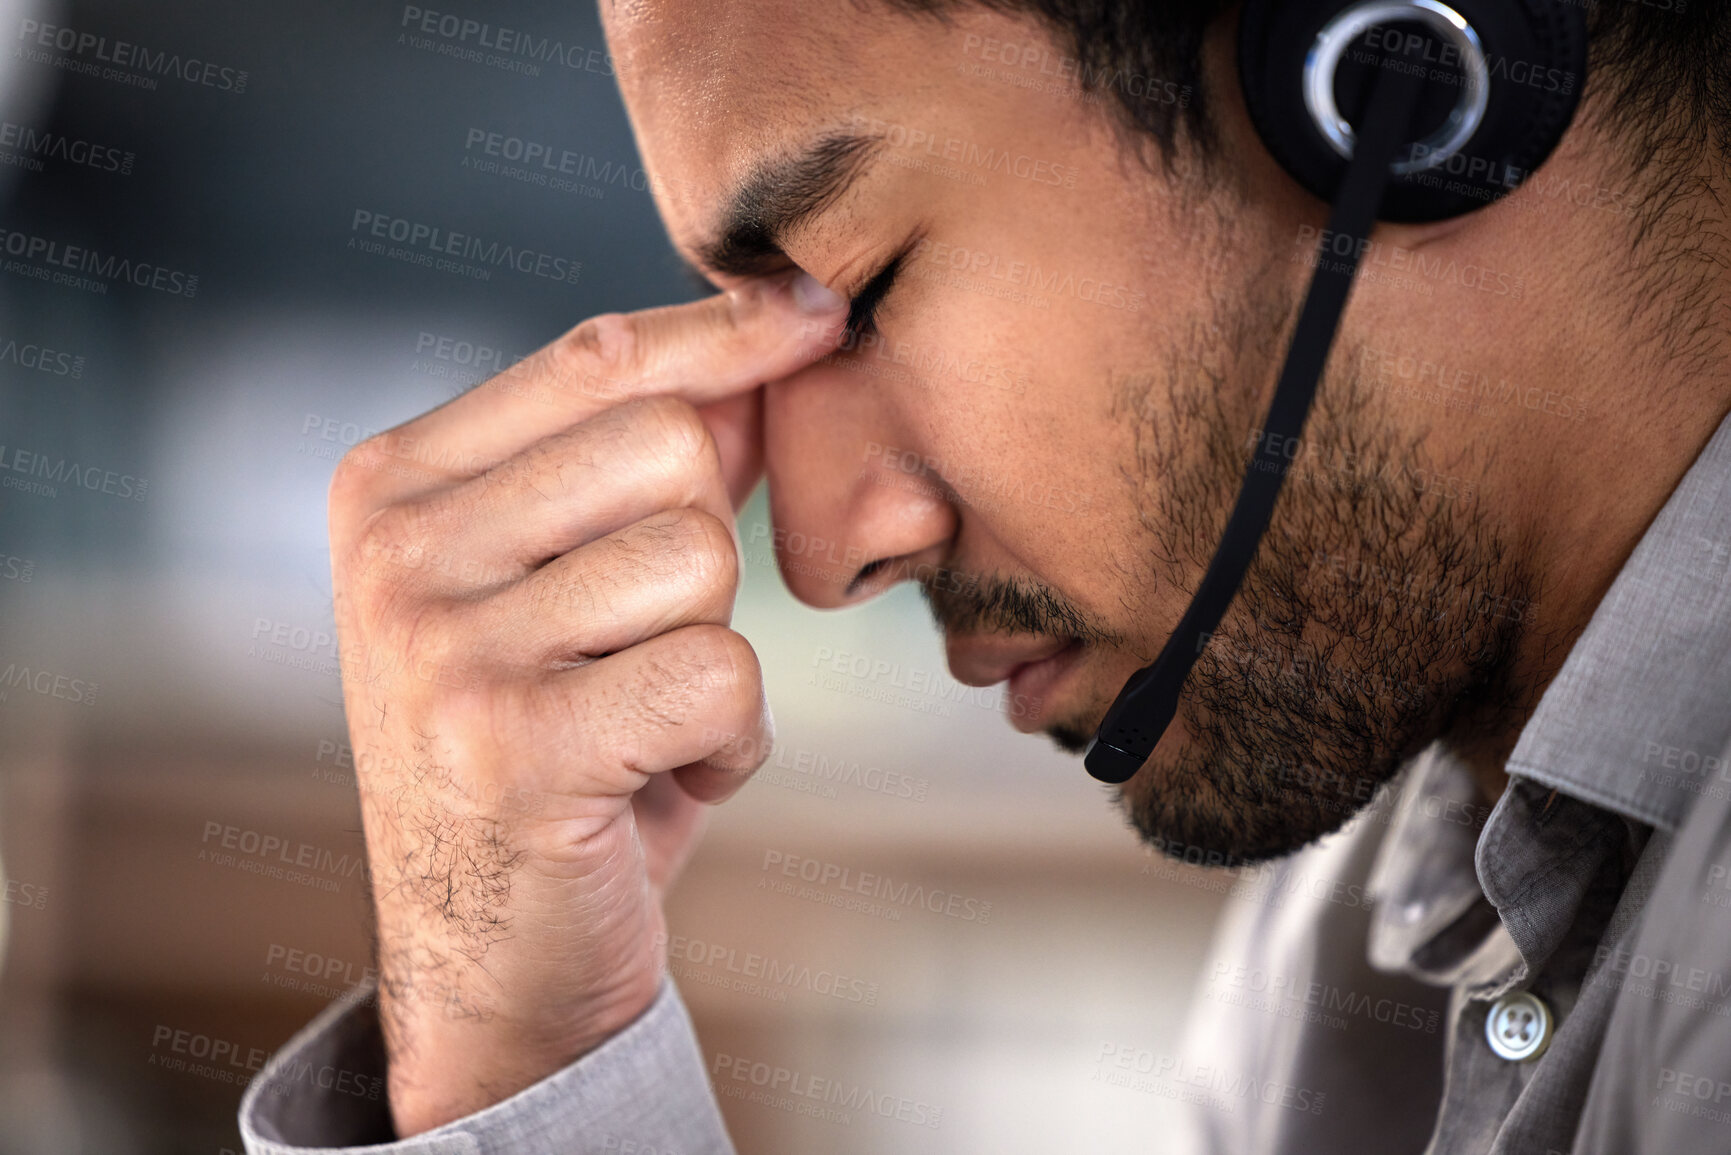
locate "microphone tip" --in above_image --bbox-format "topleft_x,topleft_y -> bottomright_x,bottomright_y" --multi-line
1083,738 -> 1146,784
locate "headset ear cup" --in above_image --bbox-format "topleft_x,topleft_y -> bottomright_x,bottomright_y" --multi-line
1238,0 -> 1588,222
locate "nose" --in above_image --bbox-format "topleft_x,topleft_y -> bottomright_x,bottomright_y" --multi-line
761,360 -> 957,609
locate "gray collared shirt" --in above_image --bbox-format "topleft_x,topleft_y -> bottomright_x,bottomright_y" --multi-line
242,410 -> 1731,1154
1177,405 -> 1731,1155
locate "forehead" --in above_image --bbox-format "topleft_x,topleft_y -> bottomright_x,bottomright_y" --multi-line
602,0 -> 991,265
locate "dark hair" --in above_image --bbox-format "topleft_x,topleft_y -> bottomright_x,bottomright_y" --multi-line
883,0 -> 1232,161
885,0 -> 1731,176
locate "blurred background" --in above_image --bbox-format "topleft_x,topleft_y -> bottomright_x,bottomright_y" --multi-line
0,0 -> 1226,1150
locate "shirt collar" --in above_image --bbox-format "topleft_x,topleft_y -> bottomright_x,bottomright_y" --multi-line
1505,405 -> 1731,833
1365,405 -> 1731,986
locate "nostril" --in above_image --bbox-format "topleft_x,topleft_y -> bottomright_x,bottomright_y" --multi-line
845,558 -> 890,598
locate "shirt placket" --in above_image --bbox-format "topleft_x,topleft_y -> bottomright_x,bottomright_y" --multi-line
1418,780 -> 1631,1154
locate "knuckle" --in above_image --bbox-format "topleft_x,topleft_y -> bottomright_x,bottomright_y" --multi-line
615,655 -> 692,736
543,509 -> 738,639
524,558 -> 591,623
329,435 -> 391,525
353,500 -> 416,571
401,600 -> 466,671
346,503 -> 439,632
598,516 -> 684,585
682,625 -> 761,715
627,394 -> 713,465
589,628 -> 763,778
558,312 -> 637,378
617,626 -> 757,729
659,507 -> 740,597
346,503 -> 409,598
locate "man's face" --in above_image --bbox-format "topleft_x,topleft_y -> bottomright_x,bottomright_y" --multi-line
603,0 -> 1535,863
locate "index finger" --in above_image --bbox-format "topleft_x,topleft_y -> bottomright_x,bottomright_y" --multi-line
385,272 -> 847,486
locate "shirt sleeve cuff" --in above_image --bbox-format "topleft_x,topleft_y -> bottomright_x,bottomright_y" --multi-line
239,977 -> 734,1155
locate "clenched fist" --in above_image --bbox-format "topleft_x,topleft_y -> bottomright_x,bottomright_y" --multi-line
326,273 -> 847,1135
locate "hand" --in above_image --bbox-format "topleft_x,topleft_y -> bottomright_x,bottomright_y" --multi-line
326,273 -> 847,1135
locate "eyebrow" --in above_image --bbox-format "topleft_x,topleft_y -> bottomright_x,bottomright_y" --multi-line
694,130 -> 882,281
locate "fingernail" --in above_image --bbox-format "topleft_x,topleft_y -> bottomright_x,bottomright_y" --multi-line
789,271 -> 845,314
758,689 -> 777,758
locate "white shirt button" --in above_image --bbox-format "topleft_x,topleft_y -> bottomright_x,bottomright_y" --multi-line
1485,991 -> 1553,1062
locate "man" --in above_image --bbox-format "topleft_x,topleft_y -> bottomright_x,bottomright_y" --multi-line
240,0 -> 1731,1152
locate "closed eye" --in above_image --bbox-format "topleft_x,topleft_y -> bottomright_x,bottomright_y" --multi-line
845,247 -> 909,342
679,259 -> 723,298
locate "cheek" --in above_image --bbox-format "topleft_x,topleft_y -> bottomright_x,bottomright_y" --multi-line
875,287 -> 1139,558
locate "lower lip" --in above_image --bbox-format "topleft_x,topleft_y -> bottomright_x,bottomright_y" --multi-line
1006,642 -> 1083,732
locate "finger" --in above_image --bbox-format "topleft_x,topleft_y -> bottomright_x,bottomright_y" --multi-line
358,273 -> 846,496
669,709 -> 775,805
508,624 -> 772,802
698,391 -> 765,511
467,507 -> 740,666
413,395 -> 736,574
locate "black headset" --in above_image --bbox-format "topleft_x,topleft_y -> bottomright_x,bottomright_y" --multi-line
1083,0 -> 1589,784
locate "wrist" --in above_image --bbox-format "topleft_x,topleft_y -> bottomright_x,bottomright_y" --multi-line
379,967 -> 663,1136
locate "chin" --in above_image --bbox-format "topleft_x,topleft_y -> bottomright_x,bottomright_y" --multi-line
1046,723 -> 1095,756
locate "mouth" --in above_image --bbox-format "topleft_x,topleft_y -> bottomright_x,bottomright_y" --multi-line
945,634 -> 1086,734
1005,641 -> 1084,732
